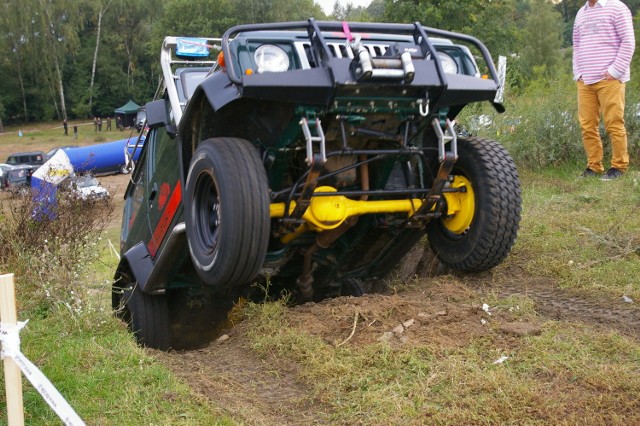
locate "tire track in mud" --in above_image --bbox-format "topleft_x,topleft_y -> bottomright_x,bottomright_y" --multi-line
155,331 -> 331,426
463,269 -> 640,340
411,247 -> 640,339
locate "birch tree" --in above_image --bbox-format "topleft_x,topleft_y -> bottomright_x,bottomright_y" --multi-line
34,0 -> 83,120
89,0 -> 113,111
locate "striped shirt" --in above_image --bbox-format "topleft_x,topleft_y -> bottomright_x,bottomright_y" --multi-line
572,0 -> 635,84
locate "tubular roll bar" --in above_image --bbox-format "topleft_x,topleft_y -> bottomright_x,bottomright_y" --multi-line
160,36 -> 221,125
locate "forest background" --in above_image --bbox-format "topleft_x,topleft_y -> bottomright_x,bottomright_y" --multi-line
1,0 -> 640,168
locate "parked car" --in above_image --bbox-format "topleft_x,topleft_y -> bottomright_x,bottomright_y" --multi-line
6,151 -> 45,166
113,22 -> 521,350
5,151 -> 44,185
4,165 -> 33,193
0,163 -> 15,188
61,174 -> 110,200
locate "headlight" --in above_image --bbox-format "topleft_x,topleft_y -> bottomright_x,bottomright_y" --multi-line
254,44 -> 290,73
437,52 -> 458,74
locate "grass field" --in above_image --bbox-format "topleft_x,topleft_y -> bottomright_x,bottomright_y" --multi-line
1,122 -> 639,425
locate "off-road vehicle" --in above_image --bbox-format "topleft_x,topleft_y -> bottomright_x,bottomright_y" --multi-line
113,20 -> 521,350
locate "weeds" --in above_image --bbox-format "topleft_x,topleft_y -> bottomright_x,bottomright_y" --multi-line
0,188 -> 113,315
458,74 -> 640,169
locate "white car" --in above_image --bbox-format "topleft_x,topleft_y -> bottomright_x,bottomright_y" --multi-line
65,175 -> 109,200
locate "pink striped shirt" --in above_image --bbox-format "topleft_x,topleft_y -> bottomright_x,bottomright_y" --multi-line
572,0 -> 635,84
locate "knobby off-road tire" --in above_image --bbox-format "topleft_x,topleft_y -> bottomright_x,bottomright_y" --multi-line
340,278 -> 366,297
115,283 -> 170,350
427,137 -> 521,272
184,137 -> 270,290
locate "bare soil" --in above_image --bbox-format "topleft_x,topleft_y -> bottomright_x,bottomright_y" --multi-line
153,246 -> 640,425
98,173 -> 129,227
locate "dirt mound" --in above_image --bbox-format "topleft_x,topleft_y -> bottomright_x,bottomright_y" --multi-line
155,255 -> 640,424
157,279 -> 502,425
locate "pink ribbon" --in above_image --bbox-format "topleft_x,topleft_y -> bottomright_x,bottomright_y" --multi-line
342,21 -> 353,42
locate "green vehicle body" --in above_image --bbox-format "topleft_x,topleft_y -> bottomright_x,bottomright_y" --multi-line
113,20 -> 521,350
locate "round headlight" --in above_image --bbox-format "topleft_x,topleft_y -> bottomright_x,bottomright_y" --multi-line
254,44 -> 290,73
437,52 -> 459,74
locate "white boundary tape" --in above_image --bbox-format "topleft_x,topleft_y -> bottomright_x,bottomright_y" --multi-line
1,321 -> 85,426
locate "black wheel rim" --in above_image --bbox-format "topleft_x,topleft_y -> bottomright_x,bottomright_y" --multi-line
193,170 -> 220,256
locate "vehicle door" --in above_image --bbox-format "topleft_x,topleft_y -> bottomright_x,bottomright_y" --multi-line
144,127 -> 183,259
120,141 -> 152,254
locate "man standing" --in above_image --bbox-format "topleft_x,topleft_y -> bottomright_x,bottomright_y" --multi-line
573,0 -> 635,180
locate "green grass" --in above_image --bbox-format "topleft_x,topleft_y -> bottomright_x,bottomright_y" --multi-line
243,299 -> 640,425
516,167 -> 640,298
18,311 -> 234,425
2,119 -> 640,424
1,123 -> 236,424
0,120 -> 139,160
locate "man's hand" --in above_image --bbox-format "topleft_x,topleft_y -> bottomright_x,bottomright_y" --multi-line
603,71 -> 616,81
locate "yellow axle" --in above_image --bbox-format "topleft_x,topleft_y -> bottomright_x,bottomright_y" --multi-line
270,179 -> 474,244
271,186 -> 423,230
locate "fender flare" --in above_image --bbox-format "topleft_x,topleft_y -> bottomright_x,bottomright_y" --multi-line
113,222 -> 188,297
177,71 -> 240,178
114,241 -> 154,293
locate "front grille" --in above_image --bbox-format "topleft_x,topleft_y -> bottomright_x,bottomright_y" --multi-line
294,42 -> 390,69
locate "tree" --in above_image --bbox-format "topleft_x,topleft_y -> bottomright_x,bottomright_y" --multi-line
0,101 -> 5,132
32,0 -> 84,120
89,0 -> 113,112
0,0 -> 32,121
366,0 -> 385,21
330,2 -> 370,21
232,0 -> 325,24
156,0 -> 235,36
521,0 -> 564,80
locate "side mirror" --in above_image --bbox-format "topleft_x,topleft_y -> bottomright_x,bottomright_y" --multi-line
144,100 -> 170,130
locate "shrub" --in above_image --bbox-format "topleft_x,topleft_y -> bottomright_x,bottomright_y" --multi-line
454,73 -> 640,170
0,188 -> 113,316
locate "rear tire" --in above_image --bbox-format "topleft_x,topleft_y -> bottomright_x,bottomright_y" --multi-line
184,137 -> 270,290
115,282 -> 171,350
426,137 -> 521,272
340,278 -> 366,297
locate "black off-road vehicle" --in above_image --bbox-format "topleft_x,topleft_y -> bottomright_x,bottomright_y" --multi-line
113,20 -> 521,350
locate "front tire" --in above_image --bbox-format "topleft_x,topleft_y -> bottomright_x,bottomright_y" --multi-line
426,137 -> 521,272
184,137 -> 270,290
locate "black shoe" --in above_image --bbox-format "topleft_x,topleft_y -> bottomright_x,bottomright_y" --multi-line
580,168 -> 599,178
601,168 -> 624,181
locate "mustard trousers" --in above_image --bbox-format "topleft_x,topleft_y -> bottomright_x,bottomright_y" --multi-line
577,80 -> 629,173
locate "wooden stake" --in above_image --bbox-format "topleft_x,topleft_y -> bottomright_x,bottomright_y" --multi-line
1,273 -> 25,426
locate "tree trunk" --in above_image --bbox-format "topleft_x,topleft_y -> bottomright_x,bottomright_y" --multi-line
43,60 -> 60,119
55,57 -> 67,120
89,10 -> 103,111
17,57 -> 28,122
90,1 -> 112,112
